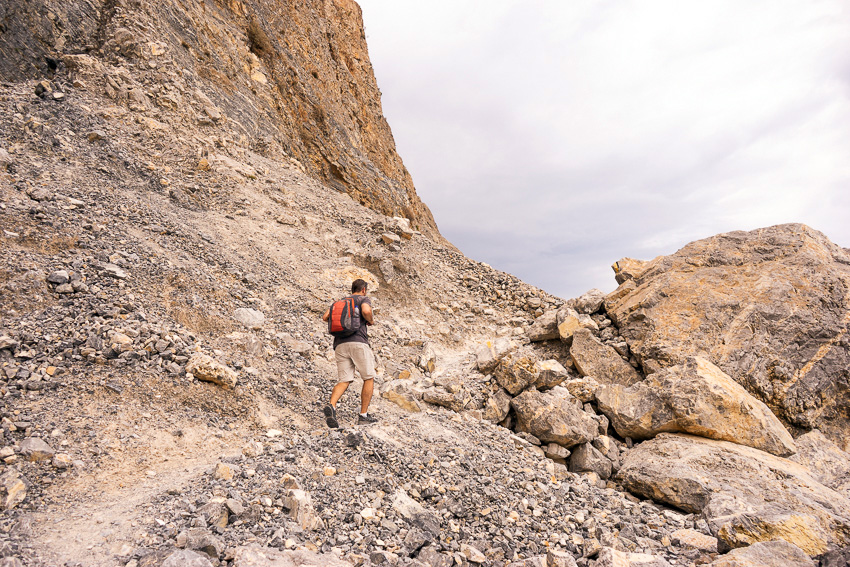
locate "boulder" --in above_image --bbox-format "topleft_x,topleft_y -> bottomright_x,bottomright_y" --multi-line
568,288 -> 606,314
233,307 -> 265,330
593,548 -> 671,567
789,430 -> 850,497
527,310 -> 559,342
562,376 -> 601,403
382,381 -> 422,412
392,490 -> 440,537
511,387 -> 599,448
19,438 -> 55,462
557,307 -> 598,344
419,343 -> 437,372
422,389 -> 468,413
162,550 -> 214,567
282,489 -> 322,530
604,224 -> 850,448
535,359 -> 569,390
595,357 -> 795,456
233,546 -> 354,567
482,388 -> 512,423
611,258 -> 652,284
476,338 -> 515,373
708,540 -> 814,567
570,328 -> 642,386
671,529 -> 718,553
186,353 -> 237,388
495,354 -> 539,395
617,433 -> 850,555
569,442 -> 612,479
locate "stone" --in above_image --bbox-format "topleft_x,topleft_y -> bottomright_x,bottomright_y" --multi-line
209,154 -> 257,179
495,353 -> 539,395
19,437 -> 55,462
199,500 -> 229,529
422,388 -> 468,413
708,540 -> 814,567
544,443 -> 570,461
562,377 -> 601,403
570,328 -> 642,386
185,529 -> 224,558
475,338 -> 515,373
546,550 -> 578,567
233,308 -> 265,330
617,433 -> 850,555
381,232 -> 401,245
604,224 -> 850,448
52,453 -> 72,469
671,529 -> 718,552
0,336 -> 17,351
790,430 -> 850,496
0,148 -> 11,171
1,471 -> 26,509
418,343 -> 437,372
461,544 -> 486,563
418,546 -> 453,567
46,270 -> 70,284
186,353 -> 237,388
569,288 -> 606,314
569,442 -> 612,479
162,550 -> 214,567
526,310 -> 559,342
593,548 -> 671,567
381,381 -> 422,412
557,308 -> 598,343
392,490 -> 440,536
232,546 -> 353,567
482,388 -> 512,423
595,357 -> 795,456
276,213 -> 300,226
611,258 -> 652,284
536,359 -> 569,390
213,463 -> 236,480
282,490 -> 322,530
511,386 -> 599,448
101,263 -> 128,279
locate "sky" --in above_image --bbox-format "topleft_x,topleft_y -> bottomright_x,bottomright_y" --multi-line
356,0 -> 850,299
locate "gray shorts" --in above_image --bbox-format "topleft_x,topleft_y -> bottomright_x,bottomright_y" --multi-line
334,342 -> 376,383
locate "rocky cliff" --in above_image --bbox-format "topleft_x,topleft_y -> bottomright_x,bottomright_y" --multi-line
0,0 -> 438,235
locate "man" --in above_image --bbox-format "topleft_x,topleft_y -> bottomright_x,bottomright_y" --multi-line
322,279 -> 378,427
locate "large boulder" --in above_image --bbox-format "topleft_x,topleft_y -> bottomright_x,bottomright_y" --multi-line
569,442 -> 612,479
708,540 -> 814,567
186,353 -> 238,388
535,360 -> 569,390
510,387 -> 598,448
595,357 -> 795,456
617,433 -> 850,555
593,548 -> 671,567
605,224 -> 850,448
570,328 -> 642,386
482,388 -> 512,423
526,310 -> 559,342
495,354 -> 539,395
476,338 -> 516,373
790,430 -> 850,497
556,308 -> 598,343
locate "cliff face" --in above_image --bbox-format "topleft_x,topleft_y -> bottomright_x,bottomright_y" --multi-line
0,0 -> 438,234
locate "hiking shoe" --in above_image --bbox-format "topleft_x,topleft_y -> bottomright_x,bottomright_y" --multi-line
357,413 -> 378,425
323,405 -> 338,429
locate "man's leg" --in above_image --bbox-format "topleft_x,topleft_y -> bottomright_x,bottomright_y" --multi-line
360,378 -> 373,414
330,381 -> 349,407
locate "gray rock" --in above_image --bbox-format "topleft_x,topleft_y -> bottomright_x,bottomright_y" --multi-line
101,263 -> 128,279
595,357 -> 795,457
185,528 -> 224,558
568,288 -> 606,314
569,442 -> 612,479
19,438 -> 55,462
233,307 -> 265,329
0,148 -> 11,171
162,549 -> 214,567
392,490 -> 440,536
475,338 -> 515,373
535,359 -> 568,390
511,386 -> 599,448
570,328 -> 642,386
604,224 -> 850,448
526,310 -> 559,342
708,540 -> 814,567
482,388 -> 512,423
46,270 -> 70,285
790,430 -> 850,496
417,546 -> 453,567
495,354 -> 538,395
233,546 -> 353,567
593,548 -> 671,567
0,336 -> 17,351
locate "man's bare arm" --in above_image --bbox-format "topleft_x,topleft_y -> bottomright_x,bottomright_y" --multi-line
361,302 -> 374,325
322,309 -> 330,322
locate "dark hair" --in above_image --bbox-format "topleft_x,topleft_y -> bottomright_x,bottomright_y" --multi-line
351,279 -> 368,294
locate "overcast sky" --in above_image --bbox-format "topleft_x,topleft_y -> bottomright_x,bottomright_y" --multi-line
357,0 -> 850,299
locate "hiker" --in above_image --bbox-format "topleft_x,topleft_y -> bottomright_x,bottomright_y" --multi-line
322,278 -> 377,427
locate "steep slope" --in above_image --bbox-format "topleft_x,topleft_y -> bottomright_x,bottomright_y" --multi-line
0,0 -> 438,235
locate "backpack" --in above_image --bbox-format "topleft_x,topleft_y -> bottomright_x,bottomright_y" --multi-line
327,296 -> 362,337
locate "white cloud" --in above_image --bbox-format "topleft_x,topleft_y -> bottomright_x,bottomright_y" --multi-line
359,0 -> 850,297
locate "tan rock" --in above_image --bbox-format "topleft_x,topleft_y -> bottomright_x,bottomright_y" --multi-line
570,328 -> 642,386
594,547 -> 671,567
495,353 -> 538,395
596,357 -> 795,456
789,430 -> 850,497
1,471 -> 27,509
617,433 -> 850,555
186,353 -> 237,388
526,310 -> 559,342
605,224 -> 850,448
213,463 -> 235,481
556,308 -> 598,343
562,377 -> 601,403
708,540 -> 814,567
233,545 -> 353,567
476,338 -> 515,373
611,258 -> 651,284
283,489 -> 322,530
671,529 -> 718,552
535,359 -> 568,390
482,388 -> 512,423
511,386 -> 598,448
381,381 -> 422,412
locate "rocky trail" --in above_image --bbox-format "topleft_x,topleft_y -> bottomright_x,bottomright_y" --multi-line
3,1 -> 850,566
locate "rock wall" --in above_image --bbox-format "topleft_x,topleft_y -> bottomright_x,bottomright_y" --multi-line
0,0 -> 439,235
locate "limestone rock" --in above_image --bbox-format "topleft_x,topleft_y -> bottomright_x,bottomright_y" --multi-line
392,490 -> 440,537
605,224 -> 850,447
476,338 -> 515,373
162,550 -> 214,567
1,471 -> 27,509
546,550 -> 578,567
593,548 -> 671,567
418,343 -> 437,372
671,529 -> 718,552
569,442 -> 612,479
511,387 -> 599,448
233,307 -> 265,330
381,382 -> 422,412
568,288 -> 607,314
617,433 -> 850,555
563,377 -> 601,403
19,438 -> 55,462
495,354 -> 539,395
595,357 -> 795,456
186,353 -> 237,388
282,489 -> 322,530
708,540 -> 814,567
233,546 -> 354,567
790,430 -> 850,496
557,308 -> 598,343
570,328 -> 642,386
611,258 -> 651,284
527,310 -> 559,342
422,389 -> 468,413
0,336 -> 17,351
482,388 -> 512,423
535,359 -> 569,390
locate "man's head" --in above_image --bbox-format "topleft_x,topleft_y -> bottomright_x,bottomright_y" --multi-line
351,279 -> 368,295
